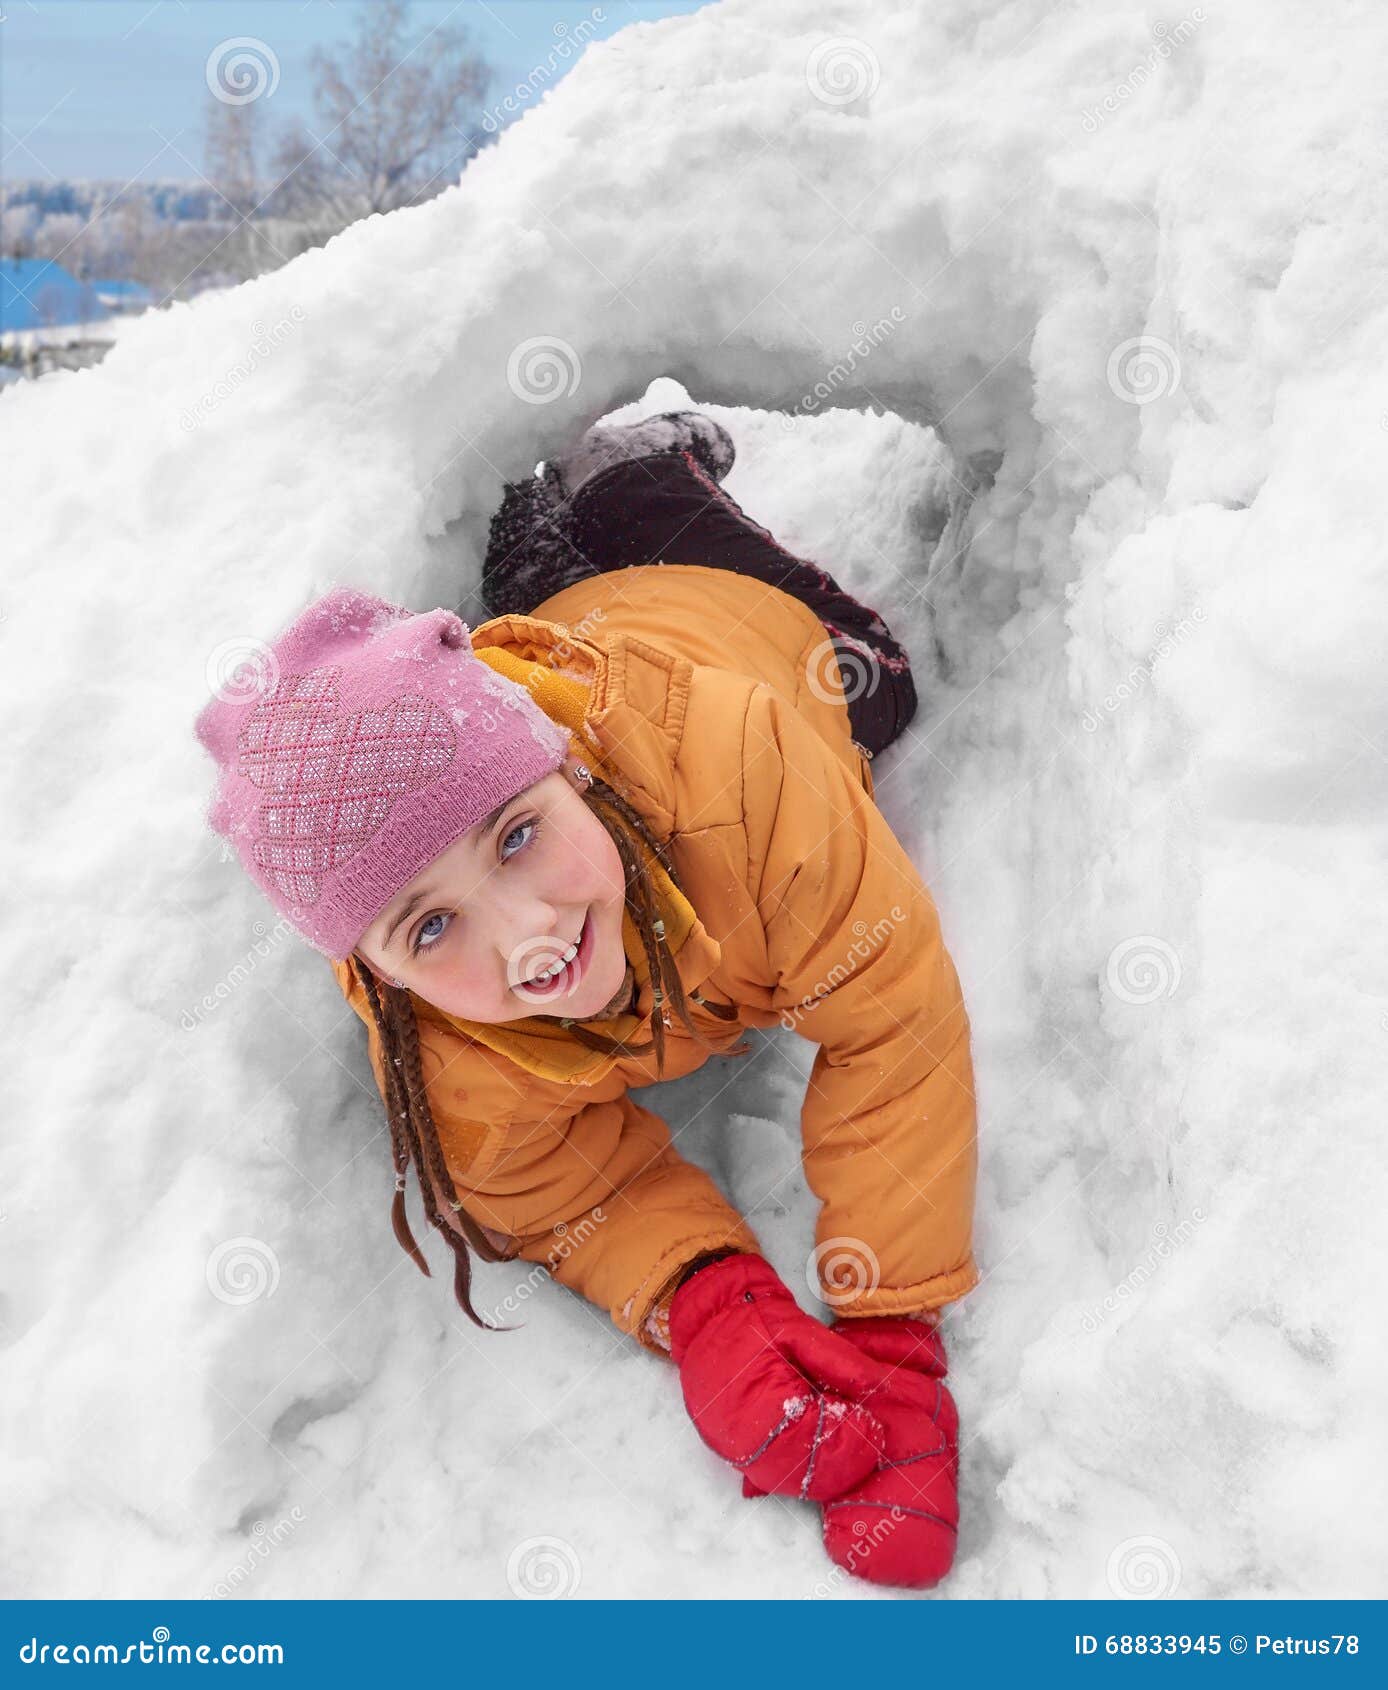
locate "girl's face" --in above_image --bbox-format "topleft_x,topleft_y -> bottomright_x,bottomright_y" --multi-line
353,764 -> 630,1023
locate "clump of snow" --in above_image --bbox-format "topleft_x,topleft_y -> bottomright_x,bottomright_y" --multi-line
2,0 -> 1384,1600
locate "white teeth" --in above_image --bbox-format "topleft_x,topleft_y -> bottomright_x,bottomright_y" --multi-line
526,936 -> 580,984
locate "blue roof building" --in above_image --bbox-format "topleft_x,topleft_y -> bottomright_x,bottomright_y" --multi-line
0,257 -> 111,333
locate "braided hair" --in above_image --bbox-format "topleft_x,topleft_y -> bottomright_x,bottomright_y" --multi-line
349,770 -> 747,1332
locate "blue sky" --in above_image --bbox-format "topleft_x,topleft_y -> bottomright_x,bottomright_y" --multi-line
1,0 -> 708,181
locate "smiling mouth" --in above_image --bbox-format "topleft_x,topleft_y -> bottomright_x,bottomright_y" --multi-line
517,911 -> 592,997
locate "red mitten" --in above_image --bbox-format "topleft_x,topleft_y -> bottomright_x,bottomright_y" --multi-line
820,1314 -> 960,1589
667,1253 -> 888,1502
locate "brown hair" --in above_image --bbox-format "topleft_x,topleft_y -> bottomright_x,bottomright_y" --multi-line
348,770 -> 747,1332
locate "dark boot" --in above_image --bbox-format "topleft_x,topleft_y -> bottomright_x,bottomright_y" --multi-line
541,409 -> 736,502
479,473 -> 595,621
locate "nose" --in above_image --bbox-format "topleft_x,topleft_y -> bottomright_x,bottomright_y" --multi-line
491,892 -> 566,971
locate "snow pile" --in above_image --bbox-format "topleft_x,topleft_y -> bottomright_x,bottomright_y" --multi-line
2,0 -> 1385,1599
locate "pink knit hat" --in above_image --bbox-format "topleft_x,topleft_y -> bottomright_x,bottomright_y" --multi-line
194,586 -> 573,959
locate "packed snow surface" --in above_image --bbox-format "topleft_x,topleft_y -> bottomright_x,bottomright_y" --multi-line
2,0 -> 1384,1599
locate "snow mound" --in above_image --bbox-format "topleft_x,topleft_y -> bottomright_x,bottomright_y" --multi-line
2,0 -> 1385,1598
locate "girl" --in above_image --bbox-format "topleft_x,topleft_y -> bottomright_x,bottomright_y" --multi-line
195,411 -> 980,1591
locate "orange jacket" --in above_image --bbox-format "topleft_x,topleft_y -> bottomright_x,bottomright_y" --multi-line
330,562 -> 979,1355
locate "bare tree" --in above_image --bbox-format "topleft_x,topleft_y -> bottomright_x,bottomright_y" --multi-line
203,94 -> 284,281
2,203 -> 41,261
31,212 -> 86,265
269,0 -> 493,240
205,95 -> 260,225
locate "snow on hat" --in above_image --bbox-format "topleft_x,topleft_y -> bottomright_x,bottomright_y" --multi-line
193,586 -> 573,960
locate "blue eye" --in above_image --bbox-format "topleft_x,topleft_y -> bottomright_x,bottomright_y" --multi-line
501,817 -> 540,857
410,912 -> 450,957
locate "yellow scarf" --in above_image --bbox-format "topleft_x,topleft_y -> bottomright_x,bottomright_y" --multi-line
426,646 -> 698,1072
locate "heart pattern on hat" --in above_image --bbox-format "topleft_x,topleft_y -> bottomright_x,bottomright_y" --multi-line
237,666 -> 456,905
